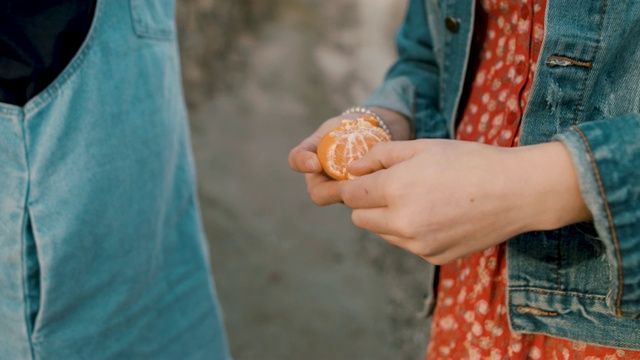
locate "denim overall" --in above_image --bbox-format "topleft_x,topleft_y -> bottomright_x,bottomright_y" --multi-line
0,0 -> 231,358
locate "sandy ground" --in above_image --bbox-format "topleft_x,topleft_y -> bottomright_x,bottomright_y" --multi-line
180,1 -> 433,358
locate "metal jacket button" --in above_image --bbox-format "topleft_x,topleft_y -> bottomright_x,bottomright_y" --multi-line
445,16 -> 460,33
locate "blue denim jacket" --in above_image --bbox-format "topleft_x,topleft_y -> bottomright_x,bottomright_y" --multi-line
0,0 -> 231,358
365,0 -> 640,350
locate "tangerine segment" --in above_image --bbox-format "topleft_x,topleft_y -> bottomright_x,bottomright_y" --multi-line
317,117 -> 390,180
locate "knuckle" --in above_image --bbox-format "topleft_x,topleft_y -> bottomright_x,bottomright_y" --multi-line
310,193 -> 327,206
287,147 -> 299,165
372,141 -> 391,153
308,178 -> 340,206
307,185 -> 325,206
400,235 -> 446,262
422,255 -> 445,266
351,211 -> 363,227
394,227 -> 415,240
287,152 -> 295,169
417,242 -> 451,265
339,183 -> 352,206
309,195 -> 323,206
428,254 -> 454,266
388,215 -> 416,239
383,178 -> 405,200
407,242 -> 431,258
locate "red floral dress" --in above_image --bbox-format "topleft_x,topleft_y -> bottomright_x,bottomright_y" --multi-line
426,1 -> 640,358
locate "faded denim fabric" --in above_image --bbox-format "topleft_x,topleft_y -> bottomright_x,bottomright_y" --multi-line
0,0 -> 231,358
365,0 -> 640,350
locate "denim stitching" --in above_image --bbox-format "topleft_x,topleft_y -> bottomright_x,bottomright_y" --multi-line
571,0 -> 608,125
511,286 -> 607,300
440,5 -> 448,115
21,0 -> 103,117
572,0 -> 608,124
0,1 -> 100,117
448,3 -> 475,137
411,87 -> 417,140
130,0 -> 175,40
572,125 -> 623,317
556,230 -> 562,291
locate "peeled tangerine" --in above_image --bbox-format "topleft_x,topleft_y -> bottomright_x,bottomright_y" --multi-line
317,117 -> 390,180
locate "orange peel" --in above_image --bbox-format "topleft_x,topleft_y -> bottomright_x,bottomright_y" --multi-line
317,117 -> 390,180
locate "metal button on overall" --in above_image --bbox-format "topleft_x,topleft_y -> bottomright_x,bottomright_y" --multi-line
445,16 -> 460,33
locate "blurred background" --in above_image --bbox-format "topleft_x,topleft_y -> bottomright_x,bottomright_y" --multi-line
176,1 -> 433,359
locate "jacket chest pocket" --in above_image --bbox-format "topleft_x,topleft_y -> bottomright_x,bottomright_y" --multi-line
130,0 -> 176,40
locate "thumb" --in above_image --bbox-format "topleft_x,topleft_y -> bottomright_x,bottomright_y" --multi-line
347,140 -> 422,176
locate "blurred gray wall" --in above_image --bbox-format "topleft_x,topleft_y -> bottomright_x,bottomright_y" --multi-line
176,1 -> 433,359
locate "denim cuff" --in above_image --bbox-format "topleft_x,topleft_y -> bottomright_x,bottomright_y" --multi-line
363,76 -> 416,126
554,114 -> 640,318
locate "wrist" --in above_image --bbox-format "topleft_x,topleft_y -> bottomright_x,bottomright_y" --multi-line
368,106 -> 412,141
508,142 -> 592,232
342,106 -> 412,141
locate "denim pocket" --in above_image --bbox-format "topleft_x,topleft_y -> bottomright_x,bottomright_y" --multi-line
130,0 -> 176,40
575,221 -> 600,240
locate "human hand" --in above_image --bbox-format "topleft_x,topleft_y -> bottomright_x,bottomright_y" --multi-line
288,116 -> 344,205
339,139 -> 591,264
288,108 -> 411,206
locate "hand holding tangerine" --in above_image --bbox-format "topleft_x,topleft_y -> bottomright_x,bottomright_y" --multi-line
316,117 -> 391,180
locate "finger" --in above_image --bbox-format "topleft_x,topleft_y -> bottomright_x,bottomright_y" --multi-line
347,140 -> 422,176
370,232 -> 436,263
378,232 -> 451,265
373,232 -> 440,264
288,137 -> 322,173
350,207 -> 393,234
340,171 -> 388,209
306,173 -> 342,206
289,118 -> 345,173
376,233 -> 407,250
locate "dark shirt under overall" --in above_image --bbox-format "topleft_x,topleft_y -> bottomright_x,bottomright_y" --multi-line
0,0 -> 96,106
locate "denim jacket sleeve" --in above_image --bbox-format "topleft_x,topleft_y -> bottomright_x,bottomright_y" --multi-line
554,115 -> 640,318
532,0 -> 640,319
363,0 -> 449,139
